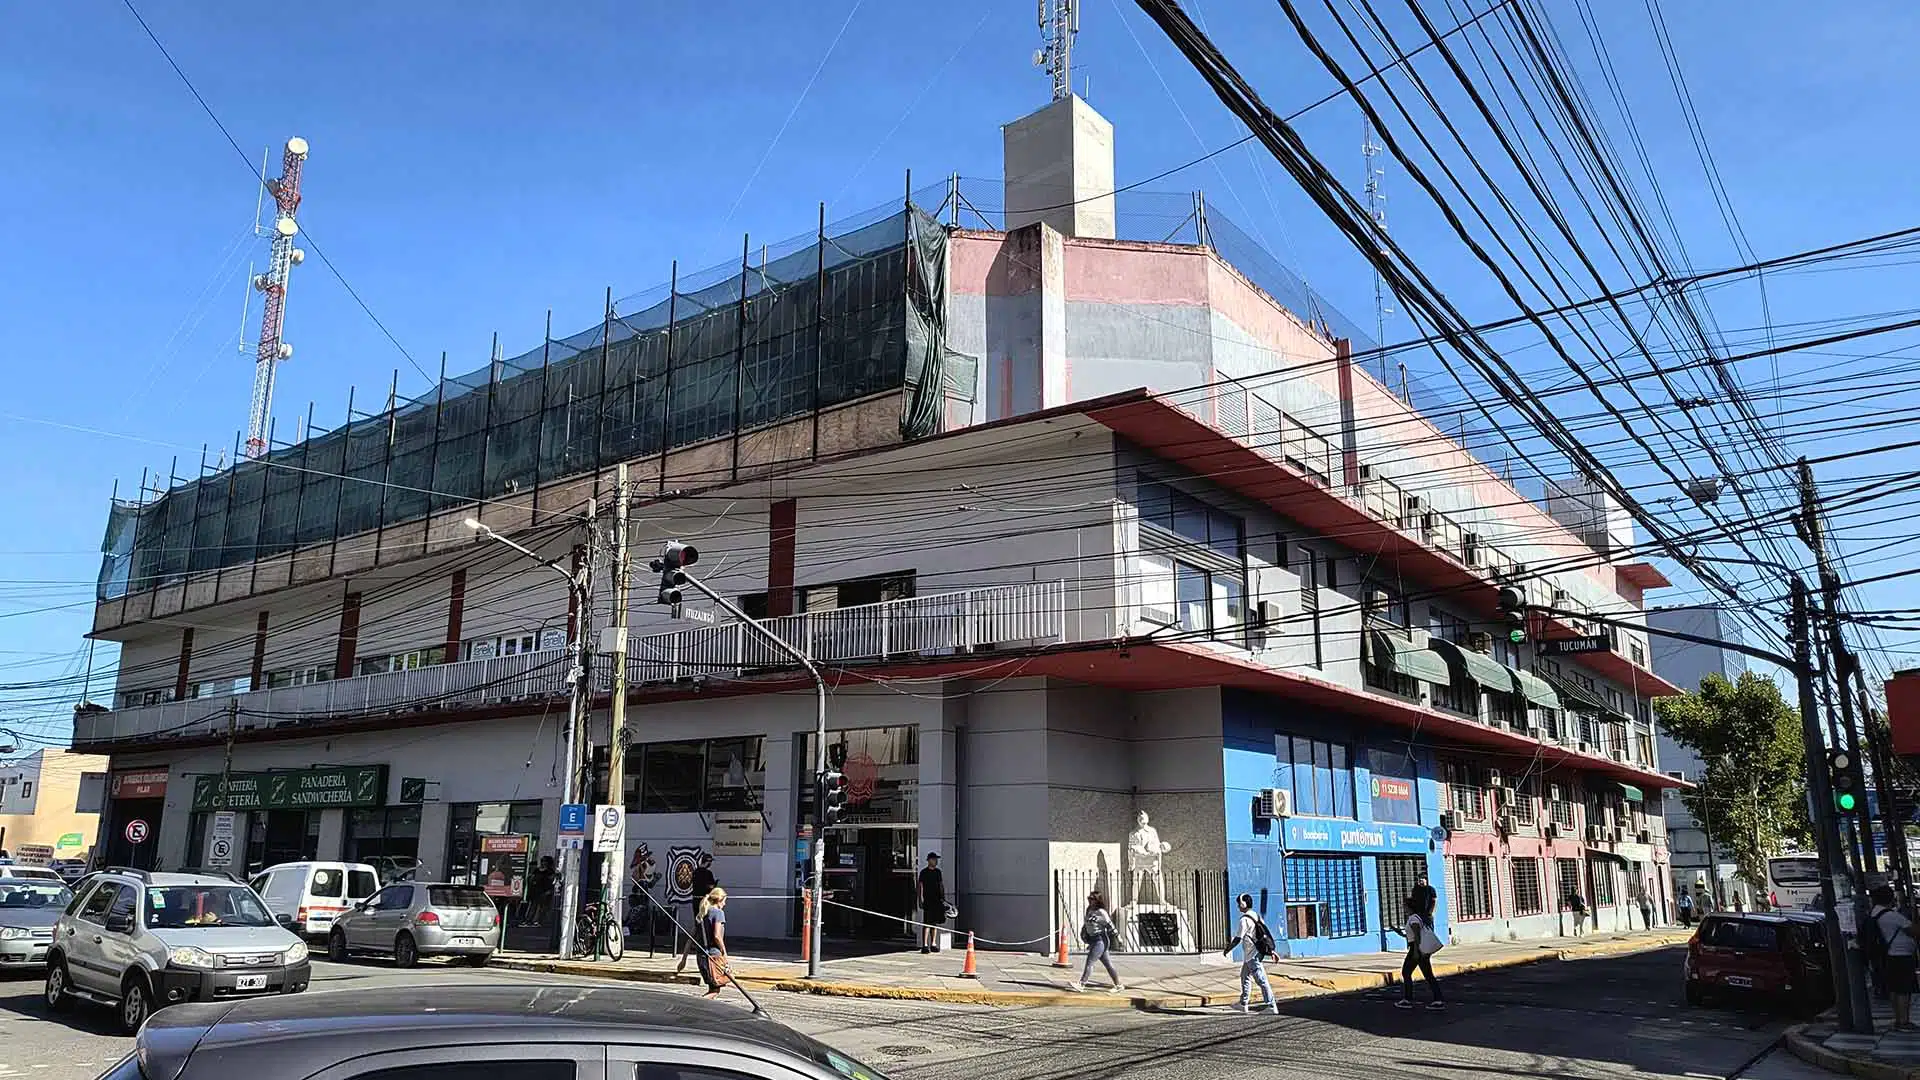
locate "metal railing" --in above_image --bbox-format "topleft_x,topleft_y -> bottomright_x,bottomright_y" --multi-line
77,581 -> 1068,747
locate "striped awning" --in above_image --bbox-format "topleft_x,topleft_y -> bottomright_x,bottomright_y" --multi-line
1512,669 -> 1561,709
1365,630 -> 1452,685
1428,638 -> 1523,694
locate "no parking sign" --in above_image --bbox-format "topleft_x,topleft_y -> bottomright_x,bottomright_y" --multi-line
125,819 -> 149,845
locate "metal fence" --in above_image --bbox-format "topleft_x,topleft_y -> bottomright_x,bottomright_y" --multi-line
1053,867 -> 1233,954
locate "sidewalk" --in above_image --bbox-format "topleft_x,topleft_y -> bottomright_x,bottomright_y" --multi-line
1789,1000 -> 1920,1080
490,927 -> 1693,1009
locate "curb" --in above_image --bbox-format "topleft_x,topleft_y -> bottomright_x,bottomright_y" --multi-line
488,933 -> 1689,1011
1786,1025 -> 1920,1080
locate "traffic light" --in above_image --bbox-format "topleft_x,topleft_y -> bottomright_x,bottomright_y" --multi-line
820,742 -> 851,826
1827,748 -> 1862,815
1496,586 -> 1528,645
649,541 -> 699,605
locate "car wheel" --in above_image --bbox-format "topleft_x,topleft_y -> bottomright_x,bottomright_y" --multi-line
394,932 -> 418,968
328,929 -> 349,962
118,975 -> 152,1035
44,961 -> 71,1013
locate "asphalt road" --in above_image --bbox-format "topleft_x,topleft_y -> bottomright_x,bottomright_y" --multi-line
0,946 -> 1795,1080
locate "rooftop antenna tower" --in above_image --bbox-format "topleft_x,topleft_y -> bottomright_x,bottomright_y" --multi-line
244,136 -> 310,459
1362,120 -> 1394,386
1035,0 -> 1079,102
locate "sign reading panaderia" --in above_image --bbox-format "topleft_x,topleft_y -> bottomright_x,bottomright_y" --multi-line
192,765 -> 388,811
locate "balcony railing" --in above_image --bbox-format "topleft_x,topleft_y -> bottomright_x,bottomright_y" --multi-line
75,580 -> 1068,748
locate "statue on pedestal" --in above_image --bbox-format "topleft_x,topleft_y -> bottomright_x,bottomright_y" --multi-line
1126,810 -> 1172,907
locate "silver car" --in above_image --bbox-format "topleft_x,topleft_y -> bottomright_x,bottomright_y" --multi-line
0,877 -> 71,967
325,882 -> 500,967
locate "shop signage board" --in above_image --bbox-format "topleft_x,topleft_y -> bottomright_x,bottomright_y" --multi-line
399,777 -> 430,804
1282,818 -> 1431,854
592,805 -> 625,854
1370,777 -> 1414,802
558,803 -> 588,851
204,811 -> 237,869
711,812 -> 764,856
1537,635 -> 1611,656
15,844 -> 54,866
192,765 -> 388,811
110,769 -> 169,799
57,833 -> 84,851
479,834 -> 531,897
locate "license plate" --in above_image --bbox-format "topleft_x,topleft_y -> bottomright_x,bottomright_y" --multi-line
453,937 -> 482,947
1724,975 -> 1753,988
235,974 -> 268,991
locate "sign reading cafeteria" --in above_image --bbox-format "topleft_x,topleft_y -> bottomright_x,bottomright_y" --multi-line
191,765 -> 388,811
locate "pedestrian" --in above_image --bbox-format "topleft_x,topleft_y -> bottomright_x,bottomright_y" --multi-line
1408,872 -> 1438,923
1566,888 -> 1588,936
1068,890 -> 1124,993
917,853 -> 946,954
525,856 -> 556,926
1223,892 -> 1277,1014
1676,888 -> 1694,928
694,887 -> 731,1000
1873,885 -> 1918,1029
1635,884 -> 1654,930
1391,894 -> 1445,1010
675,860 -> 720,975
1731,892 -> 1745,913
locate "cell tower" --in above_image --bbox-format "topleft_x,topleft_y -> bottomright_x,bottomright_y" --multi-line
1362,119 -> 1390,368
245,136 -> 310,459
1035,0 -> 1079,102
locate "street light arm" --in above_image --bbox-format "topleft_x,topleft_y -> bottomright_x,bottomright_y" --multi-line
466,520 -> 578,591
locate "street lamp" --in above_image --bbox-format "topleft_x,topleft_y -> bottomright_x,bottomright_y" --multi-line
464,516 -> 592,960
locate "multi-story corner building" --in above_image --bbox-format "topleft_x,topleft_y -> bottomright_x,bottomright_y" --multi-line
1649,605 -> 1752,904
71,95 -> 1679,957
0,749 -> 111,862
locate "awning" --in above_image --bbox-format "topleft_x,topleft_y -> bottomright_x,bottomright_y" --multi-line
1366,630 -> 1452,685
1512,669 -> 1561,709
1620,783 -> 1645,803
1429,638 -> 1523,694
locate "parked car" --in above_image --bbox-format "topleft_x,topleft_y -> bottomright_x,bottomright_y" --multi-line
1684,911 -> 1832,1010
45,867 -> 310,1034
327,882 -> 501,966
2,864 -> 66,884
51,859 -> 90,882
0,876 -> 71,968
247,861 -> 380,938
101,983 -> 892,1080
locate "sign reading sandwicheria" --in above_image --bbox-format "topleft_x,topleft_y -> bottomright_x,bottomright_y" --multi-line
192,765 -> 388,811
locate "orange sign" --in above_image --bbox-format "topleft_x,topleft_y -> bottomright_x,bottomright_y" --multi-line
111,769 -> 169,799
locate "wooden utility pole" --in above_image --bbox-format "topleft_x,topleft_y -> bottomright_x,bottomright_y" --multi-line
604,463 -> 632,928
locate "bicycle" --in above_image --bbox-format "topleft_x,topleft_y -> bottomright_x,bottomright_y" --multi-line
574,898 -> 626,961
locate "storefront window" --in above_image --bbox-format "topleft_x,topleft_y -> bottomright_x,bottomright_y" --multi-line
446,801 -> 543,888
245,810 -> 319,874
637,741 -> 705,813
625,737 -> 765,813
705,737 -> 765,811
345,805 -> 422,880
1277,733 -> 1354,818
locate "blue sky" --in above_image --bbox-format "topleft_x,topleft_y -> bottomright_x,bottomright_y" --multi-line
3,0 -> 1918,746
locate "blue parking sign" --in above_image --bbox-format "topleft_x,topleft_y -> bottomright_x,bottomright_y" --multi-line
560,803 -> 589,833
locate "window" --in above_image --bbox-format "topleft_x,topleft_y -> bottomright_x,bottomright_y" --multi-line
1511,780 -> 1537,826
1551,795 -> 1574,831
353,1062 -> 575,1080
1284,853 -> 1367,938
628,737 -> 767,814
1452,855 -> 1493,920
1702,917 -> 1779,951
374,886 -> 414,911
1590,857 -> 1617,905
78,882 -> 118,923
1443,761 -> 1484,819
1428,609 -> 1470,644
464,632 -> 540,661
349,869 -> 379,898
17,782 -> 29,801
310,868 -> 344,898
357,646 -> 447,677
1177,563 -> 1210,633
1630,641 -> 1646,667
1512,858 -> 1544,915
1299,550 -> 1323,668
1212,575 -> 1245,634
265,664 -> 330,689
1137,477 -> 1244,557
1277,733 -> 1355,818
1555,860 -> 1582,908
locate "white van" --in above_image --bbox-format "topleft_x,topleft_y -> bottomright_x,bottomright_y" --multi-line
249,861 -> 381,937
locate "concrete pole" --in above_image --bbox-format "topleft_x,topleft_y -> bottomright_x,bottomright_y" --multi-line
604,464 -> 631,931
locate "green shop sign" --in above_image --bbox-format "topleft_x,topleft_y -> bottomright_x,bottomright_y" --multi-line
192,765 -> 388,811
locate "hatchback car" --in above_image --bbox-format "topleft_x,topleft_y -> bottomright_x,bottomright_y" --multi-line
1684,911 -> 1832,1010
45,868 -> 310,1033
103,983 -> 893,1080
0,876 -> 71,968
327,881 -> 501,966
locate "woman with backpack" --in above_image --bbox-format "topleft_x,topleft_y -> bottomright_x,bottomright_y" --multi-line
1871,884 -> 1917,1029
1067,890 -> 1124,993
1391,893 -> 1445,1010
1224,892 -> 1277,1014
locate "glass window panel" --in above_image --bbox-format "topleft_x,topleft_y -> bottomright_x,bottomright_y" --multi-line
1176,564 -> 1210,633
641,742 -> 705,813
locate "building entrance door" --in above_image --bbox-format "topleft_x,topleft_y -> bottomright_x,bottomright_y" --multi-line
821,824 -> 917,941
1377,855 -> 1426,950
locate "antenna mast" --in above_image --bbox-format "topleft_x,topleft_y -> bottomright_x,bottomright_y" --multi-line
245,136 -> 310,459
1037,0 -> 1079,102
1362,119 -> 1393,385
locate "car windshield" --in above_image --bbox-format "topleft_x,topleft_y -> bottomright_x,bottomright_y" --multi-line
429,886 -> 494,909
146,886 -> 275,929
0,880 -> 71,908
1705,918 -> 1780,950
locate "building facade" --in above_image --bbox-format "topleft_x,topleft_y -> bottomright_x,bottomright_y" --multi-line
0,749 -> 110,863
71,96 -> 1678,956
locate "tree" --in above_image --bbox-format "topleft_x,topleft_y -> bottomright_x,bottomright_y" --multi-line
1654,671 -> 1811,892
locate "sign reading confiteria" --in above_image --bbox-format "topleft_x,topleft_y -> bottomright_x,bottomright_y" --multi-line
191,765 -> 388,811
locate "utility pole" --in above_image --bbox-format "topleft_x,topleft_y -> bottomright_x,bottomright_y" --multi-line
604,464 -> 632,933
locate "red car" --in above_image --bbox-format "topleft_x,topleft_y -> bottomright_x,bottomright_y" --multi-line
1684,911 -> 1832,1010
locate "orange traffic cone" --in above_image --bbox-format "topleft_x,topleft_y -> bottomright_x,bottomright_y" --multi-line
958,932 -> 978,978
1052,924 -> 1070,967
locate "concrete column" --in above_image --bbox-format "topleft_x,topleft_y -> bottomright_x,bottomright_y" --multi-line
316,809 -> 346,860
416,802 -> 452,880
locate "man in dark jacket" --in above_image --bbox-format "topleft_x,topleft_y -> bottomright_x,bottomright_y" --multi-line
1408,874 -> 1438,923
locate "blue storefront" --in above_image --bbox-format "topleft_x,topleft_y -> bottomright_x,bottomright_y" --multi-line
1222,690 -> 1450,957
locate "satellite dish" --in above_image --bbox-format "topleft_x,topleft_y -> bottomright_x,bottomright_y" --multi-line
286,136 -> 309,157
289,248 -> 306,266
252,274 -> 270,291
275,217 -> 299,238
276,343 -> 294,360
1033,48 -> 1047,67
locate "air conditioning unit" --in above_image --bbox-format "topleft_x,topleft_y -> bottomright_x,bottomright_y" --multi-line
1488,769 -> 1505,789
1464,532 -> 1481,566
1496,812 -> 1514,834
1257,600 -> 1283,628
1552,589 -> 1569,606
1439,810 -> 1459,833
1548,784 -> 1563,803
1585,824 -> 1603,842
1420,510 -> 1438,538
1577,741 -> 1593,755
1497,786 -> 1516,808
1543,822 -> 1559,839
1255,788 -> 1294,819
1140,604 -> 1179,628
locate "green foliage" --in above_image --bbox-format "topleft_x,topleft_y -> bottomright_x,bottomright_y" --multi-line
1654,672 -> 1810,888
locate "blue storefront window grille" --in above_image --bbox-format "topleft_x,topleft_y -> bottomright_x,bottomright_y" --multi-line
1283,854 -> 1367,939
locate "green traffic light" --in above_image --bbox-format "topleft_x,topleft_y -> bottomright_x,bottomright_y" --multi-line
1508,629 -> 1527,644
1838,792 -> 1858,811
